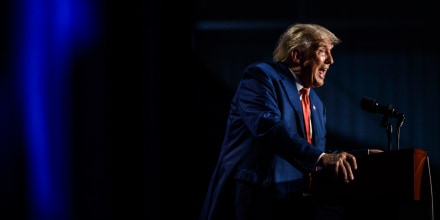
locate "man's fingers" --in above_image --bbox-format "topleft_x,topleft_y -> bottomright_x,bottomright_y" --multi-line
337,159 -> 349,183
350,155 -> 357,170
343,160 -> 354,181
343,155 -> 357,182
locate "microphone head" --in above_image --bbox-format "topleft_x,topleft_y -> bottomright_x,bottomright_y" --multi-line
360,96 -> 379,113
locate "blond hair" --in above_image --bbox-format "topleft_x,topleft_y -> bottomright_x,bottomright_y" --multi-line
273,23 -> 341,62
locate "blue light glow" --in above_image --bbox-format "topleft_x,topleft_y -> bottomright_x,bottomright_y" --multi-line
15,0 -> 99,219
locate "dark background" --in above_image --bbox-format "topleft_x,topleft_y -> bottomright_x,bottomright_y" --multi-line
1,0 -> 439,219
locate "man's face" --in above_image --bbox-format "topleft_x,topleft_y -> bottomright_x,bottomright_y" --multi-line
299,39 -> 334,88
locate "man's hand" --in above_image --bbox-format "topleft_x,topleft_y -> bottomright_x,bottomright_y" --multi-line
318,152 -> 357,183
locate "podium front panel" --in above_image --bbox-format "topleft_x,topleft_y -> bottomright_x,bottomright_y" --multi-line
311,148 -> 432,202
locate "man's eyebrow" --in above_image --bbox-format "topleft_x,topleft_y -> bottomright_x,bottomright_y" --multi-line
317,42 -> 332,50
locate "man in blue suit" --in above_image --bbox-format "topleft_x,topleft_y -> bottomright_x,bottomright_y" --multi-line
200,23 -> 382,220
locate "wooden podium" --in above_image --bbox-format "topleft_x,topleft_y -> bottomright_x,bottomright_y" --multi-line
311,148 -> 434,220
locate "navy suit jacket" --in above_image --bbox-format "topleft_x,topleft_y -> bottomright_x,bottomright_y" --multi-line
201,62 -> 341,219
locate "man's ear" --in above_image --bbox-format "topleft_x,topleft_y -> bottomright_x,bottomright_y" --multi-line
290,50 -> 301,64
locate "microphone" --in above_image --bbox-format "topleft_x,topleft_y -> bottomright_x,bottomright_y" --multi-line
360,96 -> 404,119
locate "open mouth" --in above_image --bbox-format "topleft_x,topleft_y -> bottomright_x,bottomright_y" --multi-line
318,68 -> 327,79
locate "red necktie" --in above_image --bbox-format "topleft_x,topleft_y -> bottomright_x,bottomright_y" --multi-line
301,88 -> 316,194
300,88 -> 312,143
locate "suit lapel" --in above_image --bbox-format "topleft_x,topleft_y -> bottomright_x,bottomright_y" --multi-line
275,64 -> 306,133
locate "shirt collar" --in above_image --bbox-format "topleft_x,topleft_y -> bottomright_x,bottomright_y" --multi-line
289,68 -> 307,94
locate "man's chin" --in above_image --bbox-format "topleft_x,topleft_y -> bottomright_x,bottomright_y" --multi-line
313,81 -> 324,88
